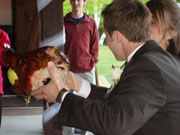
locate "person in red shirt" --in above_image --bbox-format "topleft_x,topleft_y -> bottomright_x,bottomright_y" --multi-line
0,29 -> 11,127
64,0 -> 99,85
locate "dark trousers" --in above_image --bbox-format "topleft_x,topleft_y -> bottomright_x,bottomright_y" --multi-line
0,94 -> 2,127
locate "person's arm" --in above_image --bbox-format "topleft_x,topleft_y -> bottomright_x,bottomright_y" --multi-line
31,62 -> 107,102
62,71 -> 108,102
60,78 -> 91,103
31,59 -> 166,135
53,58 -> 166,135
90,20 -> 99,64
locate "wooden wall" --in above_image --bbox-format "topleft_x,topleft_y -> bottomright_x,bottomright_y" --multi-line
15,0 -> 39,53
40,0 -> 63,41
0,0 -> 12,25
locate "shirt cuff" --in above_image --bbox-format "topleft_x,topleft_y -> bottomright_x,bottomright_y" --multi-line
61,79 -> 91,103
73,79 -> 91,98
61,91 -> 69,103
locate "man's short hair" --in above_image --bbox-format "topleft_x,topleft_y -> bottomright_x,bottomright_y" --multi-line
102,0 -> 151,42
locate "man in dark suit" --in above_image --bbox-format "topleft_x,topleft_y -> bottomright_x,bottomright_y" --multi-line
31,0 -> 180,134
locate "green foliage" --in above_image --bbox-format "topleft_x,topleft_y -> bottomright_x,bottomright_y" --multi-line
85,0 -> 112,18
141,0 -> 148,3
63,0 -> 71,16
63,0 -> 149,17
63,0 -> 112,16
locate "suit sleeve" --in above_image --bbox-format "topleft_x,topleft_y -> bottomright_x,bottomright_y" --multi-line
55,57 -> 166,135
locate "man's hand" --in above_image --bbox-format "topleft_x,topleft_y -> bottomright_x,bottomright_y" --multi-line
31,62 -> 66,102
66,72 -> 83,92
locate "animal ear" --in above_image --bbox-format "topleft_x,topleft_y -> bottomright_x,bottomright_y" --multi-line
112,65 -> 115,68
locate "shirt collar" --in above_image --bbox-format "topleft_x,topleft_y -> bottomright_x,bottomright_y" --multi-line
127,44 -> 143,62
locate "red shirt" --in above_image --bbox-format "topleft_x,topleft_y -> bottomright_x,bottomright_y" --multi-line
0,29 -> 11,94
64,13 -> 99,73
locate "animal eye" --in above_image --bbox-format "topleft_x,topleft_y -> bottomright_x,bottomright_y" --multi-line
42,78 -> 51,85
58,67 -> 65,70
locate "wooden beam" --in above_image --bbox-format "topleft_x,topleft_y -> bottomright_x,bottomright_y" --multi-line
15,0 -> 39,53
2,95 -> 43,107
40,0 -> 63,41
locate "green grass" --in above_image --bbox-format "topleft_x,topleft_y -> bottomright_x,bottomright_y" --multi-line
96,45 -> 124,83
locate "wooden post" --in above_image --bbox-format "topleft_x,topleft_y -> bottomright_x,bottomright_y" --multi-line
40,0 -> 63,41
15,0 -> 39,53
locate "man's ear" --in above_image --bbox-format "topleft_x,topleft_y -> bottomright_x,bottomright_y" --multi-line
167,29 -> 177,40
112,30 -> 122,41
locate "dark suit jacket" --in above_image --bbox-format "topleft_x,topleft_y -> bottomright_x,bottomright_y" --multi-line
55,40 -> 180,135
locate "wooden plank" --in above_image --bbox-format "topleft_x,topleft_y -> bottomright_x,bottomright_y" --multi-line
2,95 -> 43,107
40,0 -> 63,40
2,107 -> 43,116
15,0 -> 39,53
